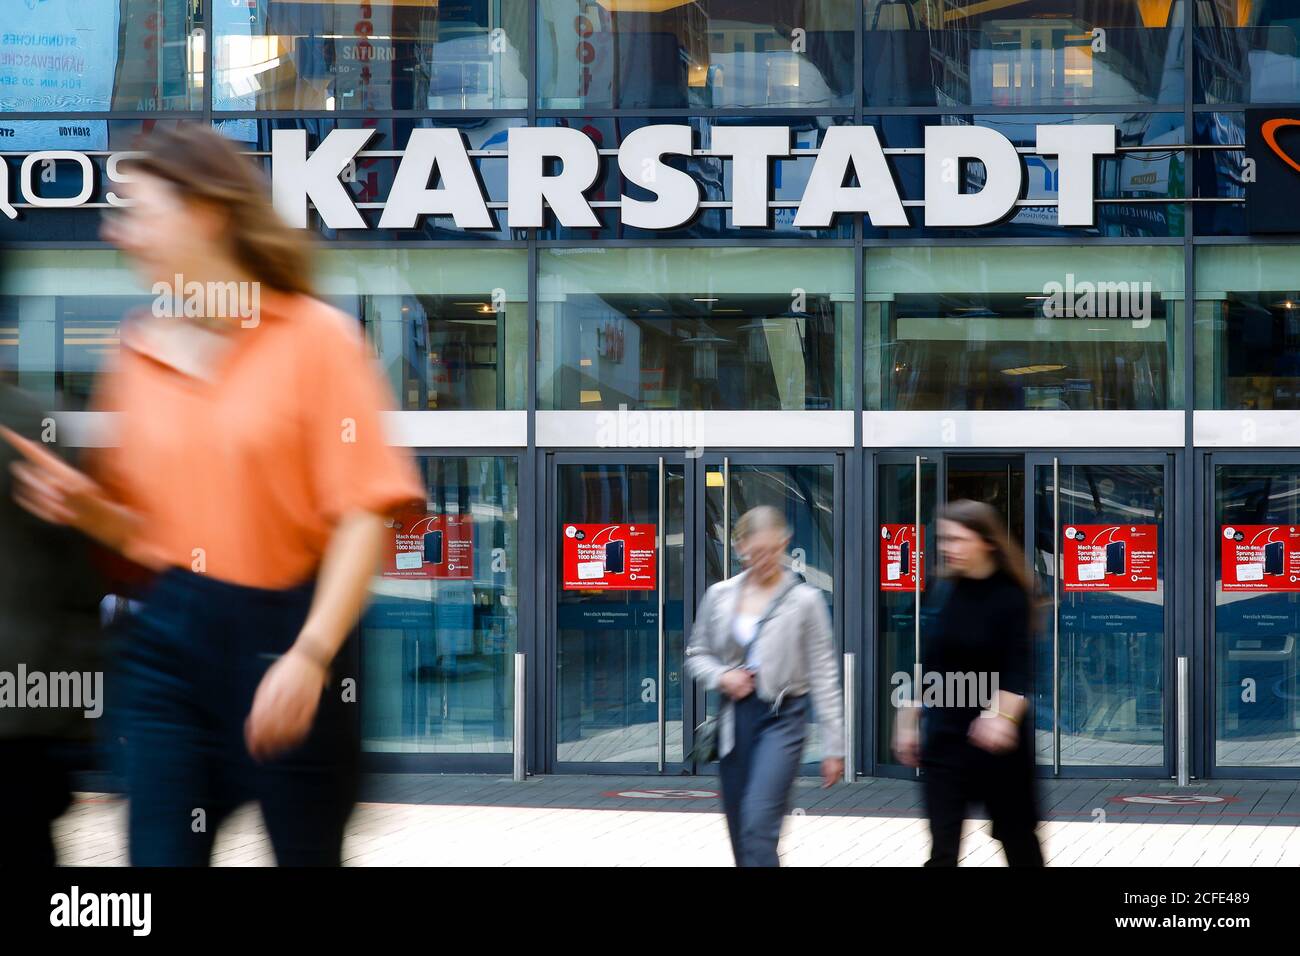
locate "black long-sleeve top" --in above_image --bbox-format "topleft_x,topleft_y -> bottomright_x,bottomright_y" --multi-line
920,570 -> 1033,766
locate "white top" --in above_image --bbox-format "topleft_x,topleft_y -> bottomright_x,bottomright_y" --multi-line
734,612 -> 762,670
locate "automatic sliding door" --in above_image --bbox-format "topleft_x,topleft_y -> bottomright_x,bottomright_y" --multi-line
1030,457 -> 1170,772
698,455 -> 840,769
1213,460 -> 1300,770
553,458 -> 685,770
875,454 -> 939,773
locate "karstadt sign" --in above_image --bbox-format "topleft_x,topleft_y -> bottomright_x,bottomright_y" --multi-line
0,123 -> 1117,229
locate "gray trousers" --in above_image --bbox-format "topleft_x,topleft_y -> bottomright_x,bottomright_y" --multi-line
718,692 -> 809,867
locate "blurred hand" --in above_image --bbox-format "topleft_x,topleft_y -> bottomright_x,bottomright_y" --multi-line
968,713 -> 1019,754
719,668 -> 754,700
893,705 -> 921,768
244,649 -> 329,763
4,425 -> 112,531
821,757 -> 844,787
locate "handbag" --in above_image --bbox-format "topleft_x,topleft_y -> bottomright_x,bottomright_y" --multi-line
689,578 -> 801,764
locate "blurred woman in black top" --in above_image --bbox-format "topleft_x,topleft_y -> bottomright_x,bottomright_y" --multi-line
893,499 -> 1043,867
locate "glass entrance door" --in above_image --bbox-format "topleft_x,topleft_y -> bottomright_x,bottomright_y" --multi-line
546,452 -> 842,774
1028,454 -> 1172,775
873,453 -> 1024,774
549,455 -> 687,771
1210,456 -> 1300,772
696,453 -> 842,770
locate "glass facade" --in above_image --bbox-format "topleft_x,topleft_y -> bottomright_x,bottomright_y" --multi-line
362,455 -> 519,756
538,248 -> 854,410
866,246 -> 1185,411
7,0 -> 1300,780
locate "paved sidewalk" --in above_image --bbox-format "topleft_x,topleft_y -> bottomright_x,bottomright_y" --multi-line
53,775 -> 1300,866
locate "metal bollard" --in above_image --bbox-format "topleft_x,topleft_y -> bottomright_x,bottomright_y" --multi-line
1177,655 -> 1189,787
513,652 -> 526,782
843,652 -> 855,783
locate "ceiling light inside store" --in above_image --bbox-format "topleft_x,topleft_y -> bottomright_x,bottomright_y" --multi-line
1001,364 -> 1067,376
594,0 -> 697,12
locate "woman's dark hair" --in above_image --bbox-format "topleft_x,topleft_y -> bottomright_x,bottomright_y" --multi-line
123,123 -> 315,295
938,499 -> 1032,599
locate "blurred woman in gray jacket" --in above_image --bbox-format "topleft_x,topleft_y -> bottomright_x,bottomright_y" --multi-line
686,506 -> 843,867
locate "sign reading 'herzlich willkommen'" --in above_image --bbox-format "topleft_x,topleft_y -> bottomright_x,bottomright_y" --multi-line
0,124 -> 1118,230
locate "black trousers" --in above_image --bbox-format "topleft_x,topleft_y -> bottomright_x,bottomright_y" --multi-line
113,569 -> 360,867
922,743 -> 1043,868
0,738 -> 73,867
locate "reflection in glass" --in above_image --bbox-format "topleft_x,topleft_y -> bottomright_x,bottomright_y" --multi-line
556,463 -> 684,765
1215,465 -> 1300,767
1196,0 -> 1300,103
861,113 -> 1187,240
1196,247 -> 1300,410
865,246 -> 1184,411
361,456 -> 519,755
703,463 -> 836,764
864,0 -> 1184,107
1033,463 -> 1165,767
215,0 -> 528,111
318,250 -> 528,411
0,251 -> 146,410
0,0 -> 201,115
539,0 -> 854,109
539,248 -> 853,411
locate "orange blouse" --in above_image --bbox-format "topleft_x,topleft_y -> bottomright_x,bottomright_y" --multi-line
89,292 -> 423,590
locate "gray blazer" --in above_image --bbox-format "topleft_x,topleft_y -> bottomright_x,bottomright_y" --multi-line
685,568 -> 843,761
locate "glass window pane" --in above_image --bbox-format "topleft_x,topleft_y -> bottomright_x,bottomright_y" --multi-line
538,248 -> 854,411
865,246 -> 1186,411
864,113 -> 1188,241
539,0 -> 855,110
361,455 -> 519,755
1195,246 -> 1300,410
318,249 -> 527,411
1197,0 -> 1300,103
865,0 -> 1184,107
1191,111 -> 1246,237
215,1 -> 529,111
0,250 -> 145,410
0,1 -> 202,112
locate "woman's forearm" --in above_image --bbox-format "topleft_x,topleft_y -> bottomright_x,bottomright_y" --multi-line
292,511 -> 387,667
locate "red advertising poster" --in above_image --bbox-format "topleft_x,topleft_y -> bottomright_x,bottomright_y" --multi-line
1062,524 -> 1157,591
1221,524 -> 1300,591
879,524 -> 924,592
562,523 -> 657,590
384,506 -> 473,579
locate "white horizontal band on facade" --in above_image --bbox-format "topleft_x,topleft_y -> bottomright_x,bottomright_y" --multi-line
1194,411 -> 1300,448
55,410 -> 1300,451
384,411 -> 527,447
536,410 -> 854,448
864,410 -> 1186,448
49,411 -> 529,449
